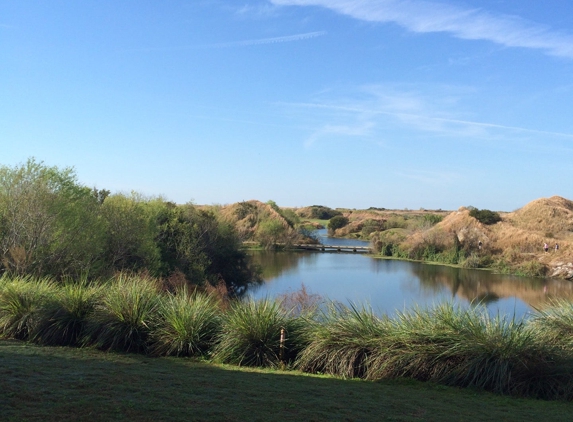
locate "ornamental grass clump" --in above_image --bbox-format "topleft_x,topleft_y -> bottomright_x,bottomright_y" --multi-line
295,303 -> 390,378
150,288 -> 221,357
32,277 -> 102,347
529,300 -> 573,351
369,304 -> 573,399
0,276 -> 56,340
83,274 -> 160,353
212,298 -> 304,367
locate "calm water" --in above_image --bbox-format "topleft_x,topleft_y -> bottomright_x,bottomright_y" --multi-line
248,249 -> 573,319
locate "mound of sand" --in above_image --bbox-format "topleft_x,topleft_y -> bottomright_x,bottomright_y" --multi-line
505,196 -> 573,236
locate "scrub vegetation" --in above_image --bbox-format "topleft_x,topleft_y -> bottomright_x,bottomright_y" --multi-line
0,159 -> 259,293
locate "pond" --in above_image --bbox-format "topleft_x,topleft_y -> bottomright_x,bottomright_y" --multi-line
247,247 -> 573,319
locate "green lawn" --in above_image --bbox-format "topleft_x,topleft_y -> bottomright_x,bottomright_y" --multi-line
0,340 -> 570,422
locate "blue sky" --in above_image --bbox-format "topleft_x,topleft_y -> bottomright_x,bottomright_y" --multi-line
2,1 -> 573,211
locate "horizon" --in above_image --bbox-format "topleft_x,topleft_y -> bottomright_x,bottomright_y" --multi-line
3,1 -> 573,211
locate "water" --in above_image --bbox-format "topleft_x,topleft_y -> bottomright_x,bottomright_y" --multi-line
248,249 -> 573,319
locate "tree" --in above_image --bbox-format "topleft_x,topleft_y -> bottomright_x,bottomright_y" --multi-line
100,193 -> 161,274
0,159 -> 105,277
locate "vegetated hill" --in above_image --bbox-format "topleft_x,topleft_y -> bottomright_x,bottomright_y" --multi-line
398,197 -> 573,279
295,205 -> 341,220
219,200 -> 307,246
506,196 -> 573,236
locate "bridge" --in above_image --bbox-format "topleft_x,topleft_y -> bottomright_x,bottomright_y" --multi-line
292,244 -> 372,253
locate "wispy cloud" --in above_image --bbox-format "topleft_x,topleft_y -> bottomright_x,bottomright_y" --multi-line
210,31 -> 326,47
305,122 -> 375,148
270,0 -> 573,58
276,84 -> 573,151
236,3 -> 280,18
126,31 -> 326,52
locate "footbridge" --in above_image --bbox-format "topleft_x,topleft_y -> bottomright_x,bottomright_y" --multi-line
292,244 -> 372,253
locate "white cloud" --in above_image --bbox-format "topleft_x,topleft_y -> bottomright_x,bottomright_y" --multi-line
212,31 -> 326,47
270,0 -> 573,58
124,31 -> 326,52
277,84 -> 573,150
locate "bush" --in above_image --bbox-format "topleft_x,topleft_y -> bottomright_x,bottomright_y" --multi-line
328,215 -> 349,233
469,208 -> 501,225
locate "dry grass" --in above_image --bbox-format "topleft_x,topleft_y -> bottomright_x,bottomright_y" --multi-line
219,200 -> 298,242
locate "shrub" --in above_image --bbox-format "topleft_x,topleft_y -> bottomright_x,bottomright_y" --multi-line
328,215 -> 349,233
469,208 -> 501,225
150,289 -> 221,357
212,298 -> 305,367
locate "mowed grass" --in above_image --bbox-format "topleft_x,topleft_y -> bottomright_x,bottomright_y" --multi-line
1,340 -> 571,422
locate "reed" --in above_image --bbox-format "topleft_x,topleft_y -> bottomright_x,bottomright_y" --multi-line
149,288 -> 221,357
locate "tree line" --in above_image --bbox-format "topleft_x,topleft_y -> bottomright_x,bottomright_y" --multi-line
0,159 -> 257,293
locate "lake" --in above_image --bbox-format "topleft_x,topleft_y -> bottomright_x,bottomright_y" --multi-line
247,231 -> 573,318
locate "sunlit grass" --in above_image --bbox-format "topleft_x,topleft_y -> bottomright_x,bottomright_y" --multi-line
212,298 -> 305,367
149,288 -> 221,357
0,275 -> 56,340
32,277 -> 102,347
83,274 -> 160,353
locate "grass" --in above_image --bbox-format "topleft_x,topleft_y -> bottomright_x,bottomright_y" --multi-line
297,303 -> 573,399
149,288 -> 221,357
3,275 -> 573,401
32,278 -> 102,347
212,298 -> 305,367
1,339 -> 572,422
0,275 -> 56,340
83,274 -> 160,353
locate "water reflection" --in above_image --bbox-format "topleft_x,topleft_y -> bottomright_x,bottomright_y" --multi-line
248,251 -> 573,318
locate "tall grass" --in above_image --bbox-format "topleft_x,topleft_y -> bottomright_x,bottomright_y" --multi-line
32,277 -> 102,346
530,300 -> 573,351
150,288 -> 221,357
298,303 -> 573,399
0,275 -> 56,340
2,273 -> 573,400
370,304 -> 573,399
212,298 -> 304,367
83,274 -> 160,353
296,303 -> 390,378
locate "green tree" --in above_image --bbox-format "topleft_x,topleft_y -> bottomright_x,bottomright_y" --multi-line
100,193 -> 162,274
0,159 -> 105,277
